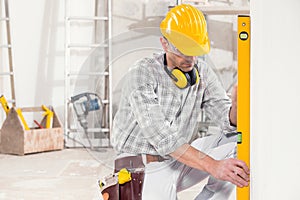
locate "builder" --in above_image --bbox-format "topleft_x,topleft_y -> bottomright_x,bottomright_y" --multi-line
111,4 -> 250,200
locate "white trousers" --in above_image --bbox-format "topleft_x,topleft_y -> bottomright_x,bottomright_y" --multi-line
142,133 -> 237,200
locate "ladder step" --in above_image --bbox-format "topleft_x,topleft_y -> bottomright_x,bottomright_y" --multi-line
102,99 -> 109,104
68,72 -> 109,76
0,44 -> 11,48
194,5 -> 250,15
0,17 -> 9,21
5,98 -> 16,103
67,43 -> 108,48
0,72 -> 14,76
68,99 -> 109,104
68,128 -> 109,133
67,16 -> 108,21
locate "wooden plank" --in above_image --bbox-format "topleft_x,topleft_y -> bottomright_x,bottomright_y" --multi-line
0,107 -> 25,155
24,128 -> 63,154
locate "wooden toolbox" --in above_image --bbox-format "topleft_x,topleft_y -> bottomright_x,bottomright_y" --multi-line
0,106 -> 64,155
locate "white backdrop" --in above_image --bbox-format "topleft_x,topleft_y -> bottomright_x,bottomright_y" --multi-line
251,0 -> 300,199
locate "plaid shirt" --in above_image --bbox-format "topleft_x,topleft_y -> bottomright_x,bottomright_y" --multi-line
111,52 -> 236,156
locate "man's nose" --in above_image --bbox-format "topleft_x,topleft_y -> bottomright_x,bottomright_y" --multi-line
184,56 -> 196,62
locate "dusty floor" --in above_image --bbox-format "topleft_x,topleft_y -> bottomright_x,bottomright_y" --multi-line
0,148 -> 235,200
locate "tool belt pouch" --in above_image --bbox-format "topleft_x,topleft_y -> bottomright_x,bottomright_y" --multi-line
115,156 -> 145,200
102,183 -> 119,200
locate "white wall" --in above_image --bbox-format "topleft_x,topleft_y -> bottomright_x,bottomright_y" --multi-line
251,0 -> 300,199
7,0 -> 65,121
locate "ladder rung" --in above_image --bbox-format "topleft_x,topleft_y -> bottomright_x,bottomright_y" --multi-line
67,43 -> 108,48
195,5 -> 250,15
67,99 -> 109,104
68,128 -> 109,133
67,16 -> 108,21
5,98 -> 16,103
102,99 -> 109,104
0,72 -> 14,76
0,17 -> 9,21
68,72 -> 109,76
0,44 -> 11,48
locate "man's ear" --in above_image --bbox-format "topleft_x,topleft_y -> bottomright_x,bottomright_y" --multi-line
160,37 -> 168,51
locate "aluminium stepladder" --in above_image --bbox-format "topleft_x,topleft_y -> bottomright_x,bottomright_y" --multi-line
64,0 -> 112,148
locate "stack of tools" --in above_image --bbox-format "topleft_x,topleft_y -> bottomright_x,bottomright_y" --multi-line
0,94 -> 63,155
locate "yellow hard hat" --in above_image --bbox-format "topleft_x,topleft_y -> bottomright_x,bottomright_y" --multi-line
160,4 -> 210,56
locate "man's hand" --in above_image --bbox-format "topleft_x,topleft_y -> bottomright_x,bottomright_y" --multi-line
208,158 -> 250,188
170,144 -> 250,188
229,85 -> 237,126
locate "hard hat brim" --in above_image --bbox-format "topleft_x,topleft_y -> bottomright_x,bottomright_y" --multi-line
161,29 -> 211,56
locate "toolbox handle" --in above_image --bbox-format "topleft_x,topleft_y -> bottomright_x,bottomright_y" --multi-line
20,106 -> 52,112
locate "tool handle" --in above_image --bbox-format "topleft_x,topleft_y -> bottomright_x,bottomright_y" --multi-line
42,105 -> 54,128
0,95 -> 10,115
16,108 -> 30,130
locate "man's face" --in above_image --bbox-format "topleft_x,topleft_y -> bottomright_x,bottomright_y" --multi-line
167,51 -> 197,72
161,37 -> 197,72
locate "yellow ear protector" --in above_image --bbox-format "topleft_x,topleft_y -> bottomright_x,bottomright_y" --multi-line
163,54 -> 200,89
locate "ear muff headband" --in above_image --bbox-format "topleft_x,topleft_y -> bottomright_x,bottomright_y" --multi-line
189,67 -> 200,86
195,68 -> 200,84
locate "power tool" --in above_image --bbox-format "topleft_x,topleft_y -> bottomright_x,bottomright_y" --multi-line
70,92 -> 103,150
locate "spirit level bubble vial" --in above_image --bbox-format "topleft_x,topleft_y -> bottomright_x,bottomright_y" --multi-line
237,15 -> 251,200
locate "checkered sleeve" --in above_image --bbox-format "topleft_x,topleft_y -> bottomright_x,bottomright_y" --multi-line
201,65 -> 236,134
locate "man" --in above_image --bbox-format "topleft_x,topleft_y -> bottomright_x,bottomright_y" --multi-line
111,4 -> 249,200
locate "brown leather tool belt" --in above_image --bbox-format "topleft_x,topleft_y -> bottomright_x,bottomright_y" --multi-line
116,156 -> 144,200
115,154 -> 167,172
101,154 -> 167,200
144,154 -> 167,164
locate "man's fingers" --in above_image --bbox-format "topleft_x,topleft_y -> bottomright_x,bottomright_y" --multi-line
228,173 -> 247,188
228,169 -> 249,188
217,158 -> 250,187
233,161 -> 250,181
227,159 -> 250,187
234,167 -> 250,182
235,174 -> 249,188
236,160 -> 250,174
